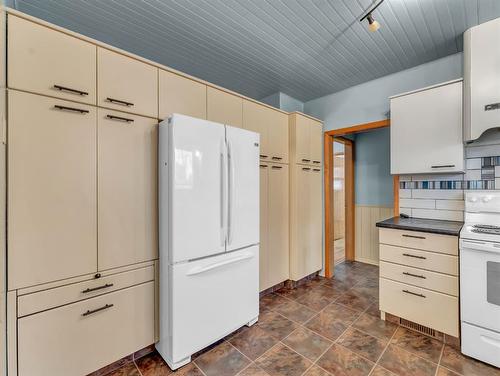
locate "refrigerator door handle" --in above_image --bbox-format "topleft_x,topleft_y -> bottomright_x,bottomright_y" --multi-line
220,140 -> 227,247
227,140 -> 235,246
186,252 -> 254,276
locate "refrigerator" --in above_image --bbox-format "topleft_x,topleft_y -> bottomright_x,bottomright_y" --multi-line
155,114 -> 260,370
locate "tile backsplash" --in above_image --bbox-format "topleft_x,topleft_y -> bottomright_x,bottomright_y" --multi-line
399,143 -> 500,222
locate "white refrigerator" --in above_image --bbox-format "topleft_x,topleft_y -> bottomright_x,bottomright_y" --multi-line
156,114 -> 260,370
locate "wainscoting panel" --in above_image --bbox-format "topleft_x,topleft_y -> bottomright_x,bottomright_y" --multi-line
355,206 -> 394,265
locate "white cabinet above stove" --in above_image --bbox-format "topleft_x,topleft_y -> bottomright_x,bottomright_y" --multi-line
390,80 -> 464,175
464,17 -> 500,142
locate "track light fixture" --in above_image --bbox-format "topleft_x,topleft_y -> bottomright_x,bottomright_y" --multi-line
360,0 -> 385,32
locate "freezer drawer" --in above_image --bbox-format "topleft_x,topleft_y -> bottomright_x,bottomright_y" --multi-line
158,246 -> 259,368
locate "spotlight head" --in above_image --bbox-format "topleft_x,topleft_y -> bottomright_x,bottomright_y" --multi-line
367,14 -> 380,32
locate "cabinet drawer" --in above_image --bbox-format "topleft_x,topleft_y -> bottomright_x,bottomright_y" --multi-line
8,15 -> 96,104
380,244 -> 458,275
98,47 -> 158,117
379,228 -> 458,255
18,282 -> 154,376
380,278 -> 458,337
18,265 -> 154,317
379,261 -> 458,296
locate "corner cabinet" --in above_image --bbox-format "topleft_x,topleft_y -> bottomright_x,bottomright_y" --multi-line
464,17 -> 500,141
390,80 -> 464,175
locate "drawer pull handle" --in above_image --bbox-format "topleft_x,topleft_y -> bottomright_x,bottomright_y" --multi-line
402,253 -> 427,260
272,156 -> 282,160
259,164 -> 268,168
106,114 -> 134,123
106,97 -> 134,107
402,289 -> 425,298
82,303 -> 114,317
402,234 -> 426,239
302,159 -> 311,162
302,167 -> 311,171
313,160 -> 321,164
53,84 -> 88,96
272,166 -> 282,169
485,103 -> 500,111
260,155 -> 268,158
313,168 -> 321,172
54,105 -> 89,114
82,283 -> 114,294
403,272 -> 426,279
431,165 -> 455,169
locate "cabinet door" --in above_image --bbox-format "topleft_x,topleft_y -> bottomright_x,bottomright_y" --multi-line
207,87 -> 243,128
259,164 -> 269,291
8,91 -> 97,289
243,100 -> 269,160
159,70 -> 206,120
268,109 -> 289,163
309,168 -> 323,273
97,48 -> 158,118
294,115 -> 311,165
293,165 -> 311,280
8,15 -> 96,104
309,120 -> 323,166
268,164 -> 289,287
465,19 -> 500,140
98,109 -> 158,270
391,81 -> 463,174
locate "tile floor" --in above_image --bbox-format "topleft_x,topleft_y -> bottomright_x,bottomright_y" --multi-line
106,262 -> 500,376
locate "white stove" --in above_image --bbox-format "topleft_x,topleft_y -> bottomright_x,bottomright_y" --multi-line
460,191 -> 500,368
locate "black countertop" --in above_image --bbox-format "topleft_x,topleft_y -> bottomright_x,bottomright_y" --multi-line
376,216 -> 463,236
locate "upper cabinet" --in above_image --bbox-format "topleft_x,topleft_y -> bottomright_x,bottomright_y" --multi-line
289,113 -> 323,166
159,70 -> 206,120
207,87 -> 243,128
8,15 -> 96,105
97,48 -> 158,118
243,100 -> 289,163
464,18 -> 500,141
390,80 -> 464,175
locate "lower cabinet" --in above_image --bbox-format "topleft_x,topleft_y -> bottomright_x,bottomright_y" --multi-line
259,162 -> 289,291
290,165 -> 322,281
17,281 -> 154,376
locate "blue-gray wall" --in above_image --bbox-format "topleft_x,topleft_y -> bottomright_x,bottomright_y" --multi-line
303,52 -> 463,207
260,92 -> 304,112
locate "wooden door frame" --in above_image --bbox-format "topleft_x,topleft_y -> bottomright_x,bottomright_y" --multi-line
324,119 -> 391,278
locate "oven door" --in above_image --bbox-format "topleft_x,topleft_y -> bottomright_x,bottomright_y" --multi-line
460,239 -> 500,332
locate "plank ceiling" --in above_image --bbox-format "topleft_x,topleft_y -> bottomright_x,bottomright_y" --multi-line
9,0 -> 500,102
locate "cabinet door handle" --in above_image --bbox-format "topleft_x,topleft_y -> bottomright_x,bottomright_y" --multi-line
402,290 -> 425,298
402,253 -> 426,260
106,114 -> 134,123
259,164 -> 268,168
53,84 -> 88,96
485,103 -> 500,111
81,283 -> 114,294
402,234 -> 426,239
302,159 -> 311,162
313,160 -> 321,164
82,303 -> 114,317
54,105 -> 89,114
260,155 -> 268,159
313,168 -> 321,172
106,97 -> 134,107
431,165 -> 455,169
302,167 -> 311,171
403,272 -> 426,279
271,156 -> 282,160
272,166 -> 282,169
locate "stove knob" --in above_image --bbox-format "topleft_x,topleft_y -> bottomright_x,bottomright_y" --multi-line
468,197 -> 478,203
482,196 -> 492,203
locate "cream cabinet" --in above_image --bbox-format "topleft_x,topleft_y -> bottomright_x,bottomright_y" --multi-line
259,163 -> 289,291
207,87 -> 243,127
289,113 -> 323,165
97,109 -> 158,271
8,90 -> 97,290
97,48 -> 158,118
390,80 -> 464,174
378,228 -> 459,337
8,15 -> 96,105
464,17 -> 500,141
159,69 -> 206,120
290,165 -> 322,281
243,100 -> 288,163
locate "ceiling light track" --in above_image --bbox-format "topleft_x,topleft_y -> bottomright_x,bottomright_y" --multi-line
360,0 -> 385,32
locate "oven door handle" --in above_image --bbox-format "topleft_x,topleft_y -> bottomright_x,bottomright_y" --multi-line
461,239 -> 500,254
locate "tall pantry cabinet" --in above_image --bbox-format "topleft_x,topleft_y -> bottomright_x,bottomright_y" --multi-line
289,113 -> 323,281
